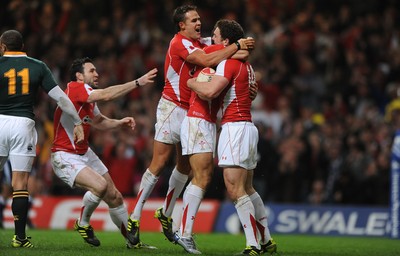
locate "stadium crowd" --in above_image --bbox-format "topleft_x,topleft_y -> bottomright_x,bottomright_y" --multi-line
1,0 -> 399,206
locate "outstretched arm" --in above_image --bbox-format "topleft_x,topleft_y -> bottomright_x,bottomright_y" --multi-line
87,68 -> 157,102
187,38 -> 254,67
91,114 -> 136,131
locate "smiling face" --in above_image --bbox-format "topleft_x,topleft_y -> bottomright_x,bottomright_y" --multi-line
179,10 -> 201,40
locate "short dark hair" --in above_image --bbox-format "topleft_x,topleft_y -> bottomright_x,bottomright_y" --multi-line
0,30 -> 24,51
172,5 -> 197,32
213,19 -> 244,44
69,57 -> 93,81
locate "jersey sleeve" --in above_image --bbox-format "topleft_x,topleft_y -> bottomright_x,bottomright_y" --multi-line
68,83 -> 92,103
215,59 -> 233,80
175,38 -> 202,60
199,37 -> 212,46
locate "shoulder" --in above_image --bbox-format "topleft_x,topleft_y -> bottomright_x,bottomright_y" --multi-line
204,44 -> 224,54
24,56 -> 53,73
216,59 -> 242,76
25,56 -> 47,66
173,33 -> 198,49
69,82 -> 93,94
225,59 -> 243,68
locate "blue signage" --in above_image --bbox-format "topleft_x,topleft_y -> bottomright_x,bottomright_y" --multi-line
214,203 -> 391,237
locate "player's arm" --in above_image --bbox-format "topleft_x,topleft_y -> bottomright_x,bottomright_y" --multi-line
91,113 -> 136,131
187,75 -> 228,100
91,115 -> 136,131
48,86 -> 84,143
231,50 -> 250,61
87,68 -> 157,103
187,38 -> 254,67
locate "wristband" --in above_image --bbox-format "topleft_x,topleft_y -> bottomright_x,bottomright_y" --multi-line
135,80 -> 140,87
235,41 -> 241,50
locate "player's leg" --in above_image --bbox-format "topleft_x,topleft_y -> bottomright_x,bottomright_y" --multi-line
130,140 -> 175,243
6,116 -> 37,248
101,173 -> 157,249
52,150 -> 107,247
224,166 -> 260,254
174,152 -> 212,254
75,166 -> 107,222
9,155 -> 34,248
154,99 -> 191,218
164,144 -> 191,217
154,143 -> 191,243
180,152 -> 212,236
174,117 -> 216,253
141,99 -> 190,242
165,144 -> 191,217
133,97 -> 178,223
245,171 -> 276,254
219,122 -> 263,254
72,167 -> 107,247
132,141 -> 174,222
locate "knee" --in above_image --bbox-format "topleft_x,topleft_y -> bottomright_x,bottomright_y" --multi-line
245,186 -> 256,196
226,186 -> 246,201
11,174 -> 29,191
149,157 -> 168,175
193,172 -> 212,190
225,187 -> 237,201
104,189 -> 124,207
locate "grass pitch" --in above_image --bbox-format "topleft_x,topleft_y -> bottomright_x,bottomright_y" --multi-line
1,229 -> 399,255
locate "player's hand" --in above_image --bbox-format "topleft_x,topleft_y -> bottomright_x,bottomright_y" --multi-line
137,68 -> 158,87
120,117 -> 136,130
73,124 -> 84,144
187,77 -> 196,89
238,37 -> 255,51
249,82 -> 258,101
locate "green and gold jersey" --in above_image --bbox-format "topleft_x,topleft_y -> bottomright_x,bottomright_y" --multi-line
0,51 -> 58,119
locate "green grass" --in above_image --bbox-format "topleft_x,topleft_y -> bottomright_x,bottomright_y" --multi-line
1,229 -> 400,255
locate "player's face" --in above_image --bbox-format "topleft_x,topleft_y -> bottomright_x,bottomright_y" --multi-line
212,27 -> 228,46
212,27 -> 223,45
82,62 -> 99,87
181,10 -> 201,40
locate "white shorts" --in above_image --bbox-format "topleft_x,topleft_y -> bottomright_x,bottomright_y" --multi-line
154,97 -> 188,144
51,148 -> 108,188
218,122 -> 259,170
0,115 -> 37,172
181,116 -> 216,155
